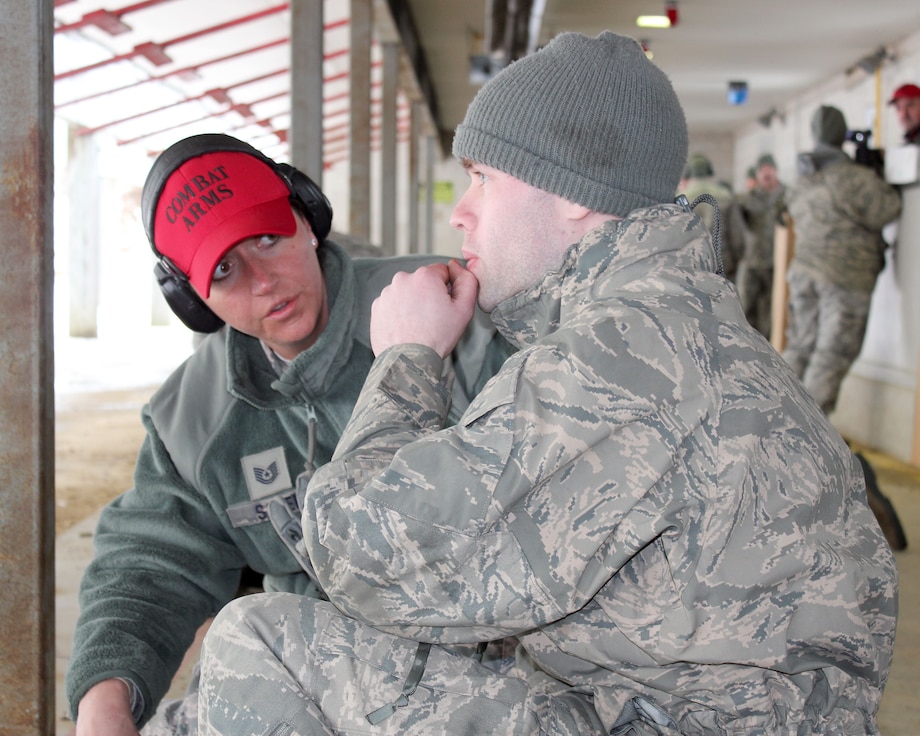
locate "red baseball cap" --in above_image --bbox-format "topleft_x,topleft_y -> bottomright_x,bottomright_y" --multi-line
152,150 -> 296,297
888,83 -> 920,104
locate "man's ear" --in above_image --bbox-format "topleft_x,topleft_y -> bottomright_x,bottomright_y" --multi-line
562,200 -> 594,221
561,200 -> 620,237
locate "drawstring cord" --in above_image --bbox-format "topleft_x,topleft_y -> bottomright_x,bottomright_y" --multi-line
675,193 -> 724,276
366,642 -> 432,724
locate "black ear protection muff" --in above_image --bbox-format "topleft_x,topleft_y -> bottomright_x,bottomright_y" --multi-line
141,133 -> 333,333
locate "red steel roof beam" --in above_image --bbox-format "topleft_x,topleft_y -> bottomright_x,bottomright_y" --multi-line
81,10 -> 132,35
55,4 -> 292,80
117,89 -> 290,146
55,42 -> 347,110
96,57 -> 380,140
54,0 -> 170,33
77,67 -> 289,135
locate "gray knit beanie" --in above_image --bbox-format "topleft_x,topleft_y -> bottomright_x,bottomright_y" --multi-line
811,105 -> 847,147
452,31 -> 688,217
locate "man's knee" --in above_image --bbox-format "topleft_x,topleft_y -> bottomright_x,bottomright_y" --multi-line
207,592 -> 305,652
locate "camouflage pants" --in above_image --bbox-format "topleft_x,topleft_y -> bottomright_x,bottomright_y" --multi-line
735,263 -> 773,339
197,592 -> 606,735
782,270 -> 871,415
141,668 -> 199,736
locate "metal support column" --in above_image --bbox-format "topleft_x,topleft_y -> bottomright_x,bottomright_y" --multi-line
380,42 -> 399,255
67,128 -> 101,337
0,0 -> 56,733
408,101 -> 421,254
424,133 -> 435,254
349,0 -> 372,240
290,0 -> 325,184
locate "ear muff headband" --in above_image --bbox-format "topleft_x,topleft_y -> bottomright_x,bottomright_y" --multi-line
274,162 -> 333,241
140,133 -> 333,333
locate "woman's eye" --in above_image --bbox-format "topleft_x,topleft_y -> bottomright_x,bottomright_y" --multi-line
212,260 -> 233,282
258,234 -> 280,248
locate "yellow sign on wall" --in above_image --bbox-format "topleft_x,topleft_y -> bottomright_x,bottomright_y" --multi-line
419,181 -> 454,204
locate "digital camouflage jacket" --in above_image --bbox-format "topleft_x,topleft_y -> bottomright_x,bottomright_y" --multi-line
303,205 -> 898,734
738,183 -> 786,269
786,146 -> 901,292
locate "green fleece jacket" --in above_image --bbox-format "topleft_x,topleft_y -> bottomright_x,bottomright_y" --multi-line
65,240 -> 510,726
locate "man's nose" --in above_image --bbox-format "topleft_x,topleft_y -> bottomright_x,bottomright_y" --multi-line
449,190 -> 472,231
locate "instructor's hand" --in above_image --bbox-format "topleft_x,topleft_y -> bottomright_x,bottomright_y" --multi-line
371,261 -> 479,358
73,679 -> 139,736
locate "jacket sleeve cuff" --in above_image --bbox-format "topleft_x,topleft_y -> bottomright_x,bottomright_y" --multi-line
332,344 -> 452,458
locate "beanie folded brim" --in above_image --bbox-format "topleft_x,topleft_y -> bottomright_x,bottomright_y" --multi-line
453,125 -> 665,216
452,31 -> 688,218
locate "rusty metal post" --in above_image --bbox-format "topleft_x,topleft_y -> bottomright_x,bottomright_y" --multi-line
408,101 -> 421,254
380,41 -> 399,256
290,0 -> 325,185
0,0 -> 56,734
349,0 -> 372,240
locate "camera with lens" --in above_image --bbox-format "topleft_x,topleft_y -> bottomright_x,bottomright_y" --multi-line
845,129 -> 885,177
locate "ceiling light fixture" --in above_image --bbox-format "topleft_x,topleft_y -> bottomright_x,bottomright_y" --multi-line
636,15 -> 670,29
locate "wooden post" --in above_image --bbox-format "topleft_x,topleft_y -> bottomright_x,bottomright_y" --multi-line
771,214 -> 794,353
910,351 -> 920,467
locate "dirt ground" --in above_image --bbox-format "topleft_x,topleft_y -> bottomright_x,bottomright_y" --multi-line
54,386 -> 156,536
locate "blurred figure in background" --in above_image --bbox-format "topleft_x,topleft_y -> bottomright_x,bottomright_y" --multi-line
679,153 -> 746,282
889,82 -> 920,144
783,105 -> 906,550
736,153 -> 785,339
744,164 -> 758,192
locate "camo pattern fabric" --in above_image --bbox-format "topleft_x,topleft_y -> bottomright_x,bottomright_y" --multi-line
141,677 -> 198,736
200,204 -> 898,735
198,593 -> 605,735
782,270 -> 874,414
782,156 -> 900,414
785,158 -> 900,293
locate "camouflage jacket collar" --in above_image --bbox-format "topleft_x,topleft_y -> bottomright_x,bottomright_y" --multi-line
490,203 -> 713,347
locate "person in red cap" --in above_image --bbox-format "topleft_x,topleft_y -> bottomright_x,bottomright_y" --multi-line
64,133 -> 512,736
889,82 -> 920,144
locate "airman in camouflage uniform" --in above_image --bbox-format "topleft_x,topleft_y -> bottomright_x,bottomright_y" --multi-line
197,34 -> 898,736
783,106 -> 901,414
678,153 -> 747,281
736,154 -> 786,339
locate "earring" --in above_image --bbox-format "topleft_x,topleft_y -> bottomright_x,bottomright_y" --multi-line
311,238 -> 318,248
